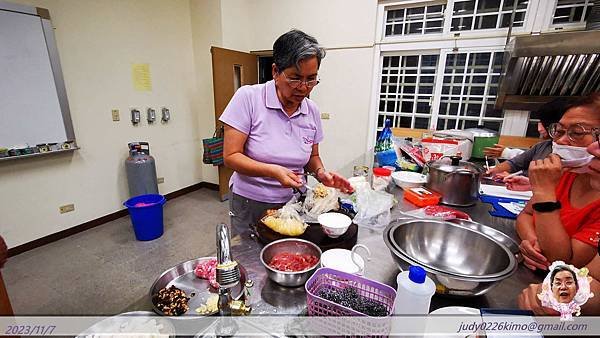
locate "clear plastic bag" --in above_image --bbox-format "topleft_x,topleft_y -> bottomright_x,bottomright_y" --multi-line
352,186 -> 395,230
302,184 -> 339,222
262,199 -> 308,236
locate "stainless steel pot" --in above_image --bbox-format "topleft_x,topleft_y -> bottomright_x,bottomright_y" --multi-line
425,156 -> 484,206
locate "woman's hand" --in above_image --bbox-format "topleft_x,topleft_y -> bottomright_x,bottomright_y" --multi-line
270,165 -> 303,189
483,144 -> 506,158
528,154 -> 562,202
519,238 -> 549,270
518,283 -> 559,315
316,170 -> 354,194
487,170 -> 509,180
505,175 -> 531,191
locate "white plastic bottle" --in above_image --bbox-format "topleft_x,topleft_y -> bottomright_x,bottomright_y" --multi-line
391,266 -> 436,337
394,265 -> 436,314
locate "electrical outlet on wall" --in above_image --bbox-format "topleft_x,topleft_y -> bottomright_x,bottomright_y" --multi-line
59,204 -> 75,214
111,109 -> 120,121
321,112 -> 331,120
157,177 -> 165,184
130,108 -> 141,124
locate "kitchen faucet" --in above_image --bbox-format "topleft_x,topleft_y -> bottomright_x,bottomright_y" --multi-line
215,223 -> 252,316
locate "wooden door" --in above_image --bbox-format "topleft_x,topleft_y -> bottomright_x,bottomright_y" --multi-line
0,272 -> 13,315
211,47 -> 258,201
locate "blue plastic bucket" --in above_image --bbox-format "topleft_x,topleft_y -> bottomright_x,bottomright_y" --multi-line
123,194 -> 166,241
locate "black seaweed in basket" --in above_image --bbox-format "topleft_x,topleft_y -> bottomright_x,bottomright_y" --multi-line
153,285 -> 190,316
318,287 -> 388,317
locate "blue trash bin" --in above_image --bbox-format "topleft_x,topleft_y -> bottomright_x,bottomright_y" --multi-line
123,194 -> 166,241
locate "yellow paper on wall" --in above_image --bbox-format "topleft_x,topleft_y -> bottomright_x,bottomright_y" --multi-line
132,63 -> 152,91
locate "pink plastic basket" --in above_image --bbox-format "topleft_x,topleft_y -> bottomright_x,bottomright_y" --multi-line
305,267 -> 396,337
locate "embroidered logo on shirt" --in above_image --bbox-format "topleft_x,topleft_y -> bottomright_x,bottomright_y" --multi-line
302,136 -> 314,145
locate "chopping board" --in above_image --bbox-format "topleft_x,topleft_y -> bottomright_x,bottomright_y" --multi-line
253,212 -> 358,251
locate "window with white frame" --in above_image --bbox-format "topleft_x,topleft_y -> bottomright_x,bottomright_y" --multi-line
378,54 -> 440,129
385,4 -> 446,36
437,51 -> 505,131
377,50 -> 505,132
551,0 -> 594,26
451,0 -> 529,31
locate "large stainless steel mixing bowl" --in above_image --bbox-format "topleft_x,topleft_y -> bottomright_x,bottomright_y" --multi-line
383,219 -> 518,297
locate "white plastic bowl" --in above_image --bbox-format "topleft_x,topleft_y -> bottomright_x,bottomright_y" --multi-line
318,212 -> 352,238
391,171 -> 427,190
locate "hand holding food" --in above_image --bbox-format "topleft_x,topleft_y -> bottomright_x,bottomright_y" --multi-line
271,164 -> 303,189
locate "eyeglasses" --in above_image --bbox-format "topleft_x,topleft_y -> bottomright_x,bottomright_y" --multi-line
280,71 -> 320,89
548,123 -> 600,145
553,280 -> 575,288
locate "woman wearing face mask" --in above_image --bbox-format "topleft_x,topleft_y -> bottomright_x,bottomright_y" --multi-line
486,97 -> 573,181
220,30 -> 353,235
516,93 -> 600,271
519,139 -> 600,316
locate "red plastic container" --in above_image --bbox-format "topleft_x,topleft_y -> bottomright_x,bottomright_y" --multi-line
373,167 -> 392,177
403,187 -> 441,207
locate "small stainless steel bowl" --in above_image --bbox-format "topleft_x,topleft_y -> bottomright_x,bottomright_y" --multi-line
260,238 -> 322,287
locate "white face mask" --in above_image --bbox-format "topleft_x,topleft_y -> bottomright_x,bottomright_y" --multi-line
552,142 -> 594,172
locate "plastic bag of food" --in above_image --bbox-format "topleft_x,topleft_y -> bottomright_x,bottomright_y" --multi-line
401,205 -> 471,220
393,137 -> 425,167
262,201 -> 308,236
302,183 -> 339,222
352,185 -> 395,230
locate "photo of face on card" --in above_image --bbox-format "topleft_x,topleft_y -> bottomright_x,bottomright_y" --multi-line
538,261 -> 595,321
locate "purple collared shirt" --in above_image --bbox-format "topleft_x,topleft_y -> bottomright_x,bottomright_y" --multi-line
219,80 -> 324,203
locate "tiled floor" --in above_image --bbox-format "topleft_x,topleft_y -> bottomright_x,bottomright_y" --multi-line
3,188 -> 228,315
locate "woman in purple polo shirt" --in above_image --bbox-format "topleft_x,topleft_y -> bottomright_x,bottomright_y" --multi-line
220,29 -> 353,234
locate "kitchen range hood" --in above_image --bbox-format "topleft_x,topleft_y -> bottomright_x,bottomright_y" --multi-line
496,29 -> 600,111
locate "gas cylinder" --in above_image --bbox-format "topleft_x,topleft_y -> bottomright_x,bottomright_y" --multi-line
126,142 -> 159,197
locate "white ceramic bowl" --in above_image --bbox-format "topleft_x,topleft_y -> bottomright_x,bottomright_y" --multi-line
391,171 -> 427,190
318,212 -> 352,238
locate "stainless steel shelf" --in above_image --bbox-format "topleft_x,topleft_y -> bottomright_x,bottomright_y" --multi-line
0,147 -> 79,162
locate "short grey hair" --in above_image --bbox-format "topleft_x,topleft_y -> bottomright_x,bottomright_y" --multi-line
273,29 -> 326,72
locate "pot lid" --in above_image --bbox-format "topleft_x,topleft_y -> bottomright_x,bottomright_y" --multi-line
432,129 -> 474,142
464,127 -> 498,137
428,156 -> 484,174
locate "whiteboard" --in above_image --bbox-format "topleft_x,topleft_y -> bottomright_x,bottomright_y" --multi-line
0,6 -> 72,148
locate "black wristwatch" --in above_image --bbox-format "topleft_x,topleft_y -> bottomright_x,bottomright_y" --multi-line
532,201 -> 562,213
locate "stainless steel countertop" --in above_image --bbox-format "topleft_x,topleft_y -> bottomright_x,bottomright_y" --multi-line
230,184 -> 543,315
